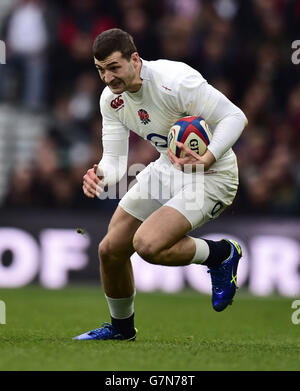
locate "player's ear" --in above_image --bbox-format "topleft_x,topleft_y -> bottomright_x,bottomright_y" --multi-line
131,52 -> 140,67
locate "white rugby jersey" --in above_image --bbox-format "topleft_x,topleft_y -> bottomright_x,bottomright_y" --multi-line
98,59 -> 247,186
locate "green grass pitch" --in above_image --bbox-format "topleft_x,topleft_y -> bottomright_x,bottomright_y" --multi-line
0,286 -> 299,371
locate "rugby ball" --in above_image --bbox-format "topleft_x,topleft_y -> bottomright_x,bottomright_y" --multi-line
168,116 -> 212,158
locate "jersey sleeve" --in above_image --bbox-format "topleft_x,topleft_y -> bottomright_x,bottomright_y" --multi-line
98,94 -> 129,186
177,73 -> 248,160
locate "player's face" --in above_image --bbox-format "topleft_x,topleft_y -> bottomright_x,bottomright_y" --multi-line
94,51 -> 142,94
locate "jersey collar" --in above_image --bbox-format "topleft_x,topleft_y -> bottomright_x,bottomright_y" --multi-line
140,59 -> 150,81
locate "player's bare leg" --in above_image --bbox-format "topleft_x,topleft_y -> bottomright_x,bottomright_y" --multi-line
133,206 -> 198,265
99,205 -> 142,298
73,205 -> 142,341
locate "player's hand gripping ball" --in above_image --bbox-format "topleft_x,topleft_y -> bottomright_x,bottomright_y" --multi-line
168,116 -> 212,158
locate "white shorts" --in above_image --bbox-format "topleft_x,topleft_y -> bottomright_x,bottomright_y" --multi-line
119,153 -> 239,229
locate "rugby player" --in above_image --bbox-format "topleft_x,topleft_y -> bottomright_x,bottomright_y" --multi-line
73,28 -> 248,341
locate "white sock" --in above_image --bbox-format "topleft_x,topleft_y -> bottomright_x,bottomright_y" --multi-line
105,291 -> 136,319
189,237 -> 210,264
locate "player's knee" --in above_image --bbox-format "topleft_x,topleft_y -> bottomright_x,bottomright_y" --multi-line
98,237 -> 118,265
133,234 -> 160,264
98,235 -> 132,267
98,238 -> 109,261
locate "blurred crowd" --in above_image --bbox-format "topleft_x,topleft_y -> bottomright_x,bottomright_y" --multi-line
0,0 -> 299,215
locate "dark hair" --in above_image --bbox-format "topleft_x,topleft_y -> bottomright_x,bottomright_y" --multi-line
93,28 -> 137,61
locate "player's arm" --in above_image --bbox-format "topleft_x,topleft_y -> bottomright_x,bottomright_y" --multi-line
83,96 -> 129,198
170,73 -> 248,171
194,81 -> 248,162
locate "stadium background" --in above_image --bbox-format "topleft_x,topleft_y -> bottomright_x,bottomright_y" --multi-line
0,0 -> 299,296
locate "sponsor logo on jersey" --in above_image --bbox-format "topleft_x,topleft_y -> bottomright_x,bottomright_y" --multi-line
110,95 -> 124,110
138,109 -> 151,125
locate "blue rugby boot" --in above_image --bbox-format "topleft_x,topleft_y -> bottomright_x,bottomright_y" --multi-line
73,322 -> 137,341
207,239 -> 242,312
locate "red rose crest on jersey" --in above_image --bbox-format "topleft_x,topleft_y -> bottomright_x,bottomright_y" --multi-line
110,95 -> 124,110
138,109 -> 151,125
